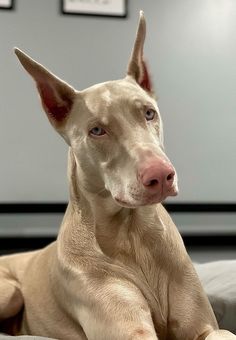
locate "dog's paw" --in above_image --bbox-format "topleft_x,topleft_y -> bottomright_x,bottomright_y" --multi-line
206,330 -> 236,339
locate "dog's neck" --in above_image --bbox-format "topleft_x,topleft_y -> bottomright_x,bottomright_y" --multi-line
58,148 -> 165,259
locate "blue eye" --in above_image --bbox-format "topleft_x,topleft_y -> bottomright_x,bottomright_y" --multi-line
145,109 -> 156,121
89,127 -> 106,137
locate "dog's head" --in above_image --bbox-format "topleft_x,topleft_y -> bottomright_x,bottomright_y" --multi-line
15,11 -> 178,208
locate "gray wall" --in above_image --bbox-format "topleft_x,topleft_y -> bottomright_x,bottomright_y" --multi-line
0,0 -> 235,203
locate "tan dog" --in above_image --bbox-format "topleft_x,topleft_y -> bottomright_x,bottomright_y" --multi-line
0,11 -> 235,340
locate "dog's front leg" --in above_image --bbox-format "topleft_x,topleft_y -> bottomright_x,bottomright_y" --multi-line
205,330 -> 236,339
65,275 -> 158,340
0,265 -> 23,321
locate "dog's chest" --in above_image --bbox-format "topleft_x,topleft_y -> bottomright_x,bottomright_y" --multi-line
97,220 -> 169,302
98,222 -> 170,334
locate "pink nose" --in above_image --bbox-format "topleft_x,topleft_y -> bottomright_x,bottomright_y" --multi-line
138,158 -> 175,193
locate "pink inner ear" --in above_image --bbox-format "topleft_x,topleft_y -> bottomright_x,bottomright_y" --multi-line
38,82 -> 73,122
139,61 -> 152,92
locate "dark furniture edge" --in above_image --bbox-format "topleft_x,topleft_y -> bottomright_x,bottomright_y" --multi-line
0,235 -> 235,254
0,203 -> 236,213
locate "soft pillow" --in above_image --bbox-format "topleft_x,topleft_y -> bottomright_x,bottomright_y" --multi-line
195,260 -> 236,333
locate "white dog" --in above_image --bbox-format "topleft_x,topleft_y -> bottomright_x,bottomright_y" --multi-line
0,11 -> 235,340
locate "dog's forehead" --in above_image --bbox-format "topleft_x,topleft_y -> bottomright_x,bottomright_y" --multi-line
81,78 -> 156,116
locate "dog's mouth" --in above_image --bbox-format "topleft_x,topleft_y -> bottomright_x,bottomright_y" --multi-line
114,186 -> 178,208
114,195 -> 162,208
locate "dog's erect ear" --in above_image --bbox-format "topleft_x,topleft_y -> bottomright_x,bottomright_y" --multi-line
14,48 -> 75,130
127,11 -> 153,93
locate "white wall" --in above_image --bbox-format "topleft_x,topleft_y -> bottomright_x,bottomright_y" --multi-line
0,0 -> 235,203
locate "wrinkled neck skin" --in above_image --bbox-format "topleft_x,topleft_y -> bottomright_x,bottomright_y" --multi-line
58,148 -> 166,261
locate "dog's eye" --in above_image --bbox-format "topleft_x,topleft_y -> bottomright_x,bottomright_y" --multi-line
89,127 -> 106,137
145,109 -> 156,121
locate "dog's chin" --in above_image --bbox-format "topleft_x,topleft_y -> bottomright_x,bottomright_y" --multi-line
114,188 -> 178,208
114,197 -> 162,209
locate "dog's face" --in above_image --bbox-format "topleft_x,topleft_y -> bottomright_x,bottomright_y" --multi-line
15,12 -> 178,208
67,78 -> 178,207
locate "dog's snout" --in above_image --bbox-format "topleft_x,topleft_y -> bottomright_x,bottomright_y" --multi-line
138,158 -> 175,194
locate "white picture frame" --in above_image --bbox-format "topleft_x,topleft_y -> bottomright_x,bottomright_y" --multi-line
0,0 -> 13,9
62,0 -> 127,18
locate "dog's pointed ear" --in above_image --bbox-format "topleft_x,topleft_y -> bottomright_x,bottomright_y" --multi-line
127,11 -> 153,93
14,48 -> 75,130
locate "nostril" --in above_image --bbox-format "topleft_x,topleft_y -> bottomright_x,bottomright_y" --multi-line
166,172 -> 175,182
147,179 -> 159,187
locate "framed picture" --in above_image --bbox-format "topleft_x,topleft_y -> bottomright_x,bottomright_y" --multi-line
0,0 -> 14,9
61,0 -> 127,18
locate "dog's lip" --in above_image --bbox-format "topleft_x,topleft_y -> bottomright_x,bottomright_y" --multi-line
114,194 -> 163,208
114,186 -> 178,208
114,197 -> 137,208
